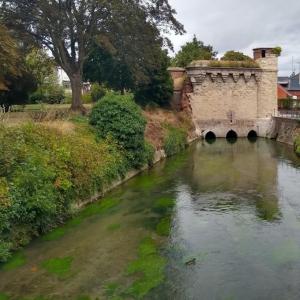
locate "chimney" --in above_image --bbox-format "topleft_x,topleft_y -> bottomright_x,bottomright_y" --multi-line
253,48 -> 275,60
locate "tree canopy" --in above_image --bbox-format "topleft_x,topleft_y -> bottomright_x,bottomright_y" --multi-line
221,50 -> 252,61
84,44 -> 173,106
0,24 -> 20,91
171,36 -> 217,67
0,25 -> 38,107
1,0 -> 184,111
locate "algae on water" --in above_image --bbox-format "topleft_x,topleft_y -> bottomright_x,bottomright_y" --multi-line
126,237 -> 167,299
156,217 -> 172,237
0,293 -> 9,300
1,252 -> 26,271
41,256 -> 73,278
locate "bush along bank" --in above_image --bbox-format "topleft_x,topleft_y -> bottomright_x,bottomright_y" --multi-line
295,136 -> 300,156
0,92 -> 189,262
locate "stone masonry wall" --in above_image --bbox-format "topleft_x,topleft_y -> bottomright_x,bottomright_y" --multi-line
181,56 -> 278,138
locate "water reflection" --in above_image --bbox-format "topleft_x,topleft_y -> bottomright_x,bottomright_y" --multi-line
155,138 -> 300,300
183,139 -> 281,222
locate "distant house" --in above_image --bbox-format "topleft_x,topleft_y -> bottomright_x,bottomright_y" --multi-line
278,73 -> 300,99
57,67 -> 91,94
277,84 -> 292,100
57,67 -> 72,91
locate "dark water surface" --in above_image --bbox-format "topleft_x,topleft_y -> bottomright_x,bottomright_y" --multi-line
1,139 -> 300,300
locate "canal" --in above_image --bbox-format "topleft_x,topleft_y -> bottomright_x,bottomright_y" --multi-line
1,138 -> 300,300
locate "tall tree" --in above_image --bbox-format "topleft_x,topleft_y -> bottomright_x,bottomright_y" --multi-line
1,0 -> 184,112
172,35 -> 217,67
0,24 -> 20,91
85,45 -> 173,106
0,24 -> 37,107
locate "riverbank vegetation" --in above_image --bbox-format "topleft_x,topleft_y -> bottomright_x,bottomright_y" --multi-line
0,94 -> 191,263
295,136 -> 300,156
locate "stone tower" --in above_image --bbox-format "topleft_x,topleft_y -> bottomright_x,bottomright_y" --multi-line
169,48 -> 278,138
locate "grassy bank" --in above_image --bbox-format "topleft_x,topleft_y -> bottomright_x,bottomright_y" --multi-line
295,136 -> 300,156
0,95 -> 191,262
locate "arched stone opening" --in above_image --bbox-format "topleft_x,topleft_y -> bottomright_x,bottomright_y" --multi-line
248,130 -> 258,142
205,131 -> 216,144
248,130 -> 258,138
226,130 -> 238,139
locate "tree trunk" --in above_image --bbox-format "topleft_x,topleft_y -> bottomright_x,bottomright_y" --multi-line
69,71 -> 86,113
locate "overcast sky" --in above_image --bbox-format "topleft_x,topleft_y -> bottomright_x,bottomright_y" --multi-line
168,0 -> 300,76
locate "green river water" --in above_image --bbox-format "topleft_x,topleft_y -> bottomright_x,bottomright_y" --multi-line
1,138 -> 300,300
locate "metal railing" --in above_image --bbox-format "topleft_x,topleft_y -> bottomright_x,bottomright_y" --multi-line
277,109 -> 300,119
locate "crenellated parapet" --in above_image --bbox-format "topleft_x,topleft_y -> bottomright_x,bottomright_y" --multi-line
188,68 -> 263,85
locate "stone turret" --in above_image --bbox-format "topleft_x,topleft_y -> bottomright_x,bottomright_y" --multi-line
253,48 -> 275,60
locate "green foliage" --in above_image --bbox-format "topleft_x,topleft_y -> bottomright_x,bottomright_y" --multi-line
26,49 -> 65,105
41,256 -> 73,278
221,50 -> 252,61
164,126 -> 187,157
278,98 -> 299,110
85,43 -> 173,107
83,43 -> 134,93
134,50 -> 173,107
0,25 -> 20,91
172,35 -> 217,67
90,83 -> 106,102
29,86 -> 65,104
272,47 -> 282,56
144,142 -> 155,167
81,92 -> 93,104
0,69 -> 37,108
2,0 -> 184,110
25,49 -> 55,87
0,241 -> 11,263
0,123 -> 127,262
208,60 -> 260,68
90,92 -> 147,168
126,237 -> 166,298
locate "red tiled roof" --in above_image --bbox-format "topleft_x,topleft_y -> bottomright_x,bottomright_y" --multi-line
278,84 -> 292,99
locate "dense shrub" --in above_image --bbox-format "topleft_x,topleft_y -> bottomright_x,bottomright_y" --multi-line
91,83 -> 106,102
295,137 -> 300,156
90,92 -> 147,168
163,126 -> 187,157
0,123 -> 127,262
144,142 -> 156,167
278,98 -> 300,110
134,50 -> 173,107
29,86 -> 65,104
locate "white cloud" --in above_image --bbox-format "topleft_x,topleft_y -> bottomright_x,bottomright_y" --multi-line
168,0 -> 300,75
